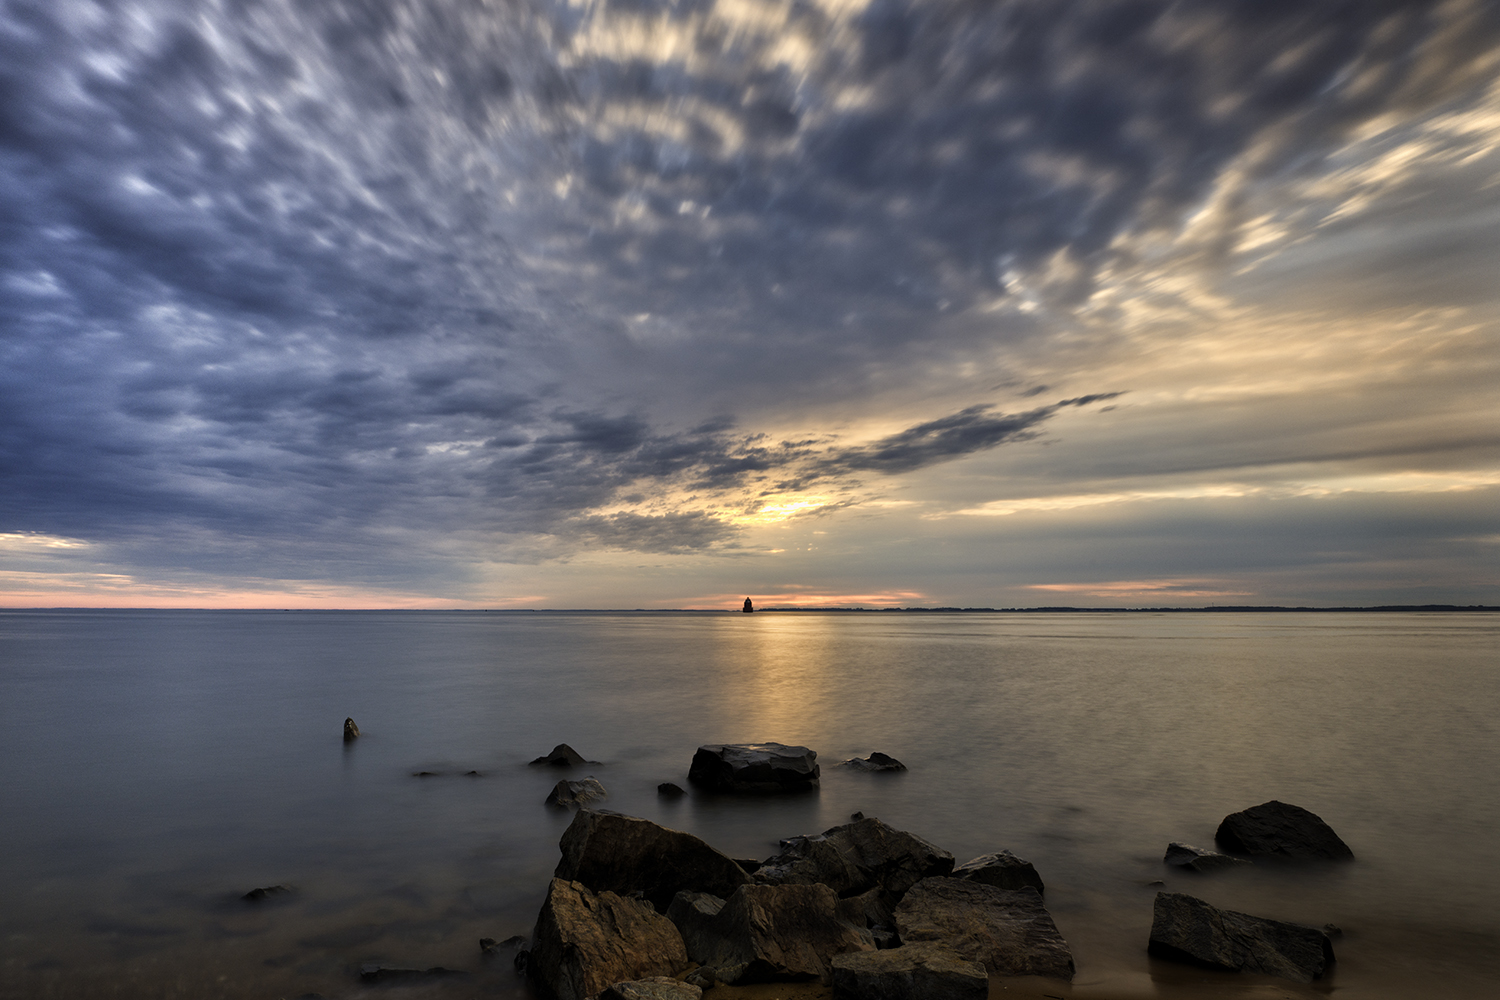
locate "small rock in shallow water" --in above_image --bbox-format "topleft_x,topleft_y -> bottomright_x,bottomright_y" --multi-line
657,782 -> 685,797
1164,842 -> 1252,873
413,770 -> 439,777
838,752 -> 907,772
342,717 -> 359,742
241,884 -> 293,902
531,744 -> 598,766
547,777 -> 608,808
358,966 -> 468,983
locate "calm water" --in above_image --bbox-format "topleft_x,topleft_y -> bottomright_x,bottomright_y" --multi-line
1,610 -> 1496,999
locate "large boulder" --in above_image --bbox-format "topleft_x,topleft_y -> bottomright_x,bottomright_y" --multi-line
757,817 -> 955,899
532,744 -> 598,767
1164,842 -> 1251,873
555,810 -> 752,913
529,879 -> 689,1000
952,851 -> 1045,895
546,777 -> 608,809
895,877 -> 1075,981
598,978 -> 702,1000
666,883 -> 873,983
1148,891 -> 1335,983
688,743 -> 820,793
1215,801 -> 1353,860
830,942 -> 989,1000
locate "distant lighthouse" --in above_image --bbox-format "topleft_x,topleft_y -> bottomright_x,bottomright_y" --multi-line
742,597 -> 755,613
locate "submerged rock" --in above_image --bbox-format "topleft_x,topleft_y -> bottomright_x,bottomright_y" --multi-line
666,883 -> 873,983
1164,842 -> 1252,873
688,743 -> 820,793
554,810 -> 752,913
342,717 -> 359,742
830,942 -> 989,1000
657,782 -> 686,797
952,851 -> 1045,895
756,816 -> 955,900
838,752 -> 907,772
599,977 -> 703,1000
1215,801 -> 1353,860
895,877 -> 1075,981
358,965 -> 467,983
531,744 -> 598,767
1148,891 -> 1335,982
241,884 -> 293,902
546,777 -> 608,809
529,878 -> 688,1000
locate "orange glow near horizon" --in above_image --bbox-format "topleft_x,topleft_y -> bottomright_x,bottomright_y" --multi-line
1027,580 -> 1257,600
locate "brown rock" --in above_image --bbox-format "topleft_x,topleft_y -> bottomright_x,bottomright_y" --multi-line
1215,801 -> 1353,860
895,877 -> 1074,981
757,817 -> 954,899
667,883 -> 874,983
556,810 -> 753,913
529,879 -> 688,1000
952,851 -> 1045,895
830,942 -> 989,1000
598,977 -> 703,1000
1148,891 -> 1334,983
546,777 -> 608,808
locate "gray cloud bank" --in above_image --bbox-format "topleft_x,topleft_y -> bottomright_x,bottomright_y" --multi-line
1,0 -> 1497,593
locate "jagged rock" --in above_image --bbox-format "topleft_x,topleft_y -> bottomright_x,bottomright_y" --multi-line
555,810 -> 753,913
598,977 -> 703,1000
756,817 -> 955,899
952,851 -> 1045,895
683,968 -> 716,989
1215,801 -> 1353,860
830,942 -> 989,1000
358,966 -> 467,983
666,883 -> 873,983
688,743 -> 819,793
1164,842 -> 1252,873
895,877 -> 1075,981
342,717 -> 360,742
734,859 -> 763,874
837,887 -> 900,949
657,782 -> 685,797
241,884 -> 293,902
547,777 -> 608,808
838,752 -> 907,772
531,744 -> 597,767
529,879 -> 688,1000
1148,891 -> 1335,983
479,935 -> 528,955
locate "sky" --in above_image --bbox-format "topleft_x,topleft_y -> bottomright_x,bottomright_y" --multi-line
1,0 -> 1498,609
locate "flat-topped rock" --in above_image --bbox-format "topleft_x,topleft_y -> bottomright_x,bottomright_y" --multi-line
1164,842 -> 1251,873
666,883 -> 873,983
598,977 -> 702,1000
555,810 -> 752,913
530,879 -> 688,1000
546,777 -> 608,809
830,942 -> 989,1000
1215,801 -> 1353,860
1148,891 -> 1335,982
757,816 -> 954,900
952,851 -> 1045,894
531,744 -> 598,767
689,743 -> 820,793
895,877 -> 1075,981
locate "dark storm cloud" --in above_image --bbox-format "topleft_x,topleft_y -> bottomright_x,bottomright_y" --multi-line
1,0 -> 1496,576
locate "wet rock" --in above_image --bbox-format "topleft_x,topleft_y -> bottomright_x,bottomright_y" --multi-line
480,934 -> 526,955
756,816 -> 955,900
851,811 -> 865,821
358,965 -> 468,983
599,977 -> 703,1000
895,877 -> 1075,981
1215,801 -> 1353,860
546,777 -> 608,809
1164,842 -> 1252,873
952,851 -> 1045,895
342,717 -> 360,742
531,744 -> 598,767
837,886 -> 900,949
529,878 -> 688,1000
1148,891 -> 1335,983
657,782 -> 685,797
688,743 -> 820,794
555,810 -> 753,913
830,942 -> 989,1000
838,752 -> 907,772
241,884 -> 293,901
666,883 -> 873,984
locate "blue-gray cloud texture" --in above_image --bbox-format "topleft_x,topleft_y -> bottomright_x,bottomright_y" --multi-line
1,0 -> 1497,593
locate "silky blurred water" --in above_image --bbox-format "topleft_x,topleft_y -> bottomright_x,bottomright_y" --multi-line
1,609 -> 1496,999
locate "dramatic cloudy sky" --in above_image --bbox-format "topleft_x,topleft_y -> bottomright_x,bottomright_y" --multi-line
2,0 -> 1498,608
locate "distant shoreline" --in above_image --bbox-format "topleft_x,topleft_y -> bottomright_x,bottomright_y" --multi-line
5,604 -> 1497,613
